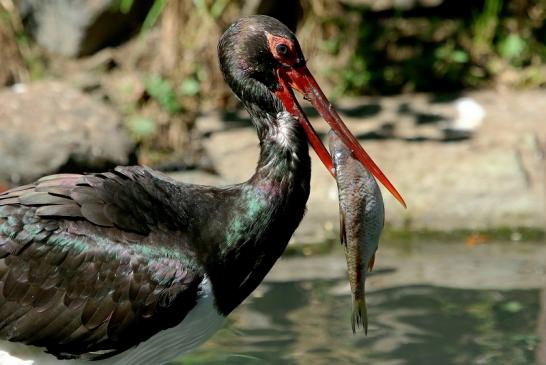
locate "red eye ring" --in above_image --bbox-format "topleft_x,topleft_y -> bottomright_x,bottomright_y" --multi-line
276,44 -> 289,55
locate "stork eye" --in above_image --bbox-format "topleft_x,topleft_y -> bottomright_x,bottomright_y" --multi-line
276,44 -> 289,56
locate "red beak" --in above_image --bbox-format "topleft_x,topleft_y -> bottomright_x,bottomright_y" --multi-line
275,65 -> 407,208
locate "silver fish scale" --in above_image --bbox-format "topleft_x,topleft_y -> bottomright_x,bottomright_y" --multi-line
330,133 -> 384,267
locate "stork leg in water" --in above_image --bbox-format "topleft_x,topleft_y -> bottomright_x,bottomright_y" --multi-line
0,15 -> 404,365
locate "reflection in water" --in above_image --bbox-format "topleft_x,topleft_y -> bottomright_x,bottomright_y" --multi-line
179,281 -> 541,365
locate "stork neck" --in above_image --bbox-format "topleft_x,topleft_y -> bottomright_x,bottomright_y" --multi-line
252,111 -> 309,185
205,110 -> 311,315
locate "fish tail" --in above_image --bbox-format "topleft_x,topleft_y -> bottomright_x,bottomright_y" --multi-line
351,297 -> 368,335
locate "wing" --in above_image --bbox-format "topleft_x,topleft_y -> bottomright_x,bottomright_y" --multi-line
0,166 -> 203,360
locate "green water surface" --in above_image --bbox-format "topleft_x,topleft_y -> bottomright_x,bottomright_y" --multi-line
179,280 -> 541,365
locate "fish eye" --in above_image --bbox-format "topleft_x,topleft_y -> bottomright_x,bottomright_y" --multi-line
276,44 -> 289,56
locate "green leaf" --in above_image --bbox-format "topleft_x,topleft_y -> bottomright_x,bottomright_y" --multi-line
142,0 -> 167,32
498,34 -> 527,60
119,0 -> 134,14
210,0 -> 229,19
126,116 -> 157,139
451,50 -> 469,63
180,78 -> 200,96
501,300 -> 523,313
145,74 -> 182,114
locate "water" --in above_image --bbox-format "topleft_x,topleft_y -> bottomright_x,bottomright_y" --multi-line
180,279 -> 541,365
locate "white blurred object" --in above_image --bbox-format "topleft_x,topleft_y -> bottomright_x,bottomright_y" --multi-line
11,83 -> 28,94
0,351 -> 33,365
453,97 -> 486,131
443,97 -> 486,139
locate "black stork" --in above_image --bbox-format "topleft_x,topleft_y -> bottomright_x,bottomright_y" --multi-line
0,15 -> 405,365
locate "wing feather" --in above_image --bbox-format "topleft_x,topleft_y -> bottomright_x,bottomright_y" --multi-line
0,166 -> 203,360
18,192 -> 74,206
36,204 -> 83,217
80,203 -> 113,227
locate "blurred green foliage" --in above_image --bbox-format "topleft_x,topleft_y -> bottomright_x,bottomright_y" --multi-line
10,0 -> 546,97
319,0 -> 546,95
118,0 -> 135,14
113,0 -> 546,97
141,0 -> 168,32
145,74 -> 182,114
15,32 -> 45,80
126,115 -> 157,142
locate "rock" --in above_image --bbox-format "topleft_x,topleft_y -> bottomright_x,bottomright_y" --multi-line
0,81 -> 133,185
318,91 -> 544,232
266,241 -> 546,290
201,127 -> 259,184
16,0 -> 153,57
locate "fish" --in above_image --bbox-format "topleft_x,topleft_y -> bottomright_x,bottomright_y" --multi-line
328,130 -> 385,334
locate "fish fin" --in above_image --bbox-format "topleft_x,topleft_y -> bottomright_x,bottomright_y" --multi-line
368,253 -> 376,272
339,209 -> 347,246
351,296 -> 368,335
